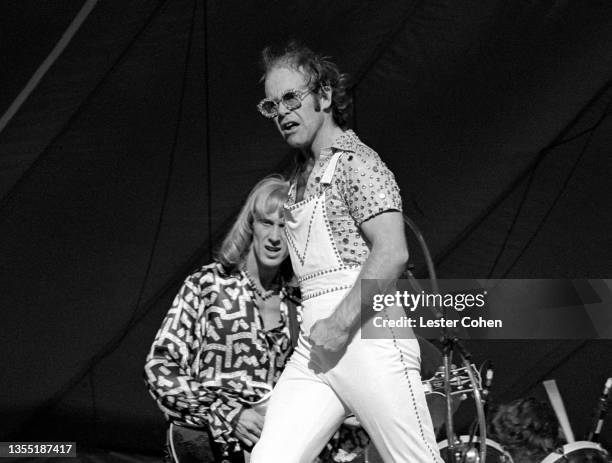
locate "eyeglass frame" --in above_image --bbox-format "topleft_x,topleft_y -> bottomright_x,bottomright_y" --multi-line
257,87 -> 314,119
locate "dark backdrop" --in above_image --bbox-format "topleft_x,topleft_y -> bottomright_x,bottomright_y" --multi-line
1,0 -> 611,455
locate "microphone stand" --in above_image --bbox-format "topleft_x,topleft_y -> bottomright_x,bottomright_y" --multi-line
403,215 -> 487,463
449,337 -> 487,463
466,365 -> 493,460
586,377 -> 611,442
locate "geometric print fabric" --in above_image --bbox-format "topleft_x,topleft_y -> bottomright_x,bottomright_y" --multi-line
144,262 -> 299,452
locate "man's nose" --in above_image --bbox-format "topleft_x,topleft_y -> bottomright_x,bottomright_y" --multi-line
277,100 -> 291,117
269,225 -> 282,243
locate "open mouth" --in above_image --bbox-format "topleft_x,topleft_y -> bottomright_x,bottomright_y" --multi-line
264,245 -> 281,253
281,121 -> 299,132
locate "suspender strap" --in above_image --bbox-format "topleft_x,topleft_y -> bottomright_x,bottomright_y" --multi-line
286,297 -> 300,348
320,152 -> 343,186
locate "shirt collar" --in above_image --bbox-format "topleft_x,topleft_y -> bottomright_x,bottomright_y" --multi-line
330,129 -> 359,153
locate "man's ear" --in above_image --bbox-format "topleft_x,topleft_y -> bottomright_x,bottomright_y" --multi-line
319,84 -> 333,111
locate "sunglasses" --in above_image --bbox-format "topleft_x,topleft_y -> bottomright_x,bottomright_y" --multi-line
257,88 -> 313,119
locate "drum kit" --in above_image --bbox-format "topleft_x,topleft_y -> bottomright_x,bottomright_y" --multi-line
331,366 -> 611,463
438,439 -> 610,463
412,322 -> 609,463
340,216 -> 612,463
541,441 -> 610,463
320,338 -> 610,462
438,436 -> 513,463
433,372 -> 611,463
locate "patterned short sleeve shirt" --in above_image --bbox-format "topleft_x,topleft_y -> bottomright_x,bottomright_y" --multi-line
286,130 -> 403,266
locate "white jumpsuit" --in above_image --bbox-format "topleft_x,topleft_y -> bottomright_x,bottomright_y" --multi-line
251,152 -> 442,463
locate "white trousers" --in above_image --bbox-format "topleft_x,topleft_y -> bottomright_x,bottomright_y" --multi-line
250,328 -> 442,463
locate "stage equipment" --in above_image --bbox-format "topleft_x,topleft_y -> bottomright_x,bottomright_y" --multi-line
438,436 -> 514,463
403,215 -> 488,463
586,377 -> 612,443
541,441 -> 610,463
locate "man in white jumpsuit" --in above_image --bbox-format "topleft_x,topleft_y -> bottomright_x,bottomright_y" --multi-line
251,42 -> 442,463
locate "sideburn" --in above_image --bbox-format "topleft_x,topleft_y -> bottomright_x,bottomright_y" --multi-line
313,94 -> 321,112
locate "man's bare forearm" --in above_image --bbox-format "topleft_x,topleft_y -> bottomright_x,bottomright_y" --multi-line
331,241 -> 408,331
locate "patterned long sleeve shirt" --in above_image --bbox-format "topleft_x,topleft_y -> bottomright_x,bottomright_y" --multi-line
144,262 -> 299,450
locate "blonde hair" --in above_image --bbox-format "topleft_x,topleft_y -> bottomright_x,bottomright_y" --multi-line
217,175 -> 290,270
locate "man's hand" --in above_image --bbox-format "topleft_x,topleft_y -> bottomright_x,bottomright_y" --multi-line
233,408 -> 264,448
309,315 -> 349,351
308,212 -> 408,352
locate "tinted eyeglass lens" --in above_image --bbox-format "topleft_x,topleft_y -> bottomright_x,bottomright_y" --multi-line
260,100 -> 278,117
282,92 -> 302,110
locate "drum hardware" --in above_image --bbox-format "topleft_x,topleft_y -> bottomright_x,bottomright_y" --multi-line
540,441 -> 610,463
404,218 -> 611,463
423,363 -> 483,398
586,377 -> 611,443
543,379 -> 576,443
481,364 -> 494,410
441,337 -> 488,463
537,378 -> 612,463
403,215 -> 488,463
438,436 -> 514,463
459,361 -> 495,463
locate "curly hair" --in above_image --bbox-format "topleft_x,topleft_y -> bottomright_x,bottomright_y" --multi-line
489,397 -> 561,463
261,41 -> 352,129
216,175 -> 290,273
